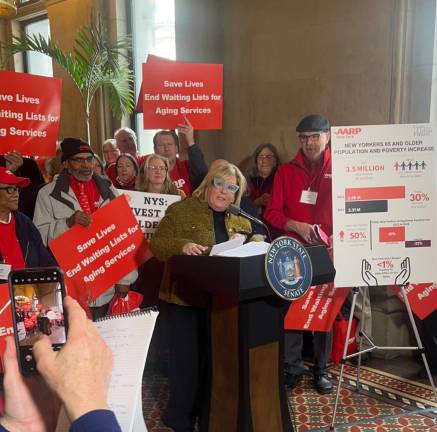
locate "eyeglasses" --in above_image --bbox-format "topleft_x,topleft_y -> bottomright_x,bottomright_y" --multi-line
69,156 -> 94,164
156,143 -> 176,150
258,154 -> 275,161
298,133 -> 324,143
149,165 -> 167,172
0,186 -> 19,194
212,177 -> 239,193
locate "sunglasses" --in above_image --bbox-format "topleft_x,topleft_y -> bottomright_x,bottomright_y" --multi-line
212,177 -> 239,193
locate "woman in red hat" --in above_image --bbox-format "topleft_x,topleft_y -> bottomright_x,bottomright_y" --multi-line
0,167 -> 56,282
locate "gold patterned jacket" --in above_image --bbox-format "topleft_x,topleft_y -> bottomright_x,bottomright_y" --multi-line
151,196 -> 256,306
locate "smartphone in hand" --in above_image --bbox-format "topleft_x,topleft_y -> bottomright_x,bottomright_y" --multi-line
8,267 -> 68,374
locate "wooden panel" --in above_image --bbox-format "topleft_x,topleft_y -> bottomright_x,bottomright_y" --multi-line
209,296 -> 239,432
249,342 -> 283,432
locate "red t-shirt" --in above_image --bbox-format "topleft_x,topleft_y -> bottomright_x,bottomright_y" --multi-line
170,159 -> 192,196
0,214 -> 26,269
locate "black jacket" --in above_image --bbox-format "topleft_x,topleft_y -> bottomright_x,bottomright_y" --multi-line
0,211 -> 56,281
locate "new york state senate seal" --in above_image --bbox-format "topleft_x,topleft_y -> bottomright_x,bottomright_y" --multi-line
265,236 -> 313,301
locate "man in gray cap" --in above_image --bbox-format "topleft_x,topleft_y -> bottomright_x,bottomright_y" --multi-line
264,114 -> 333,394
34,138 -> 137,320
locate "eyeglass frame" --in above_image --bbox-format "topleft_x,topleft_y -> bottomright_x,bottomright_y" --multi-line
149,164 -> 168,172
0,186 -> 19,194
68,155 -> 95,164
257,154 -> 275,161
155,142 -> 176,150
212,176 -> 240,193
297,132 -> 327,143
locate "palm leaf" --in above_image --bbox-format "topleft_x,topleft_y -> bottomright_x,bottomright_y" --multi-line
5,33 -> 85,92
2,14 -> 135,142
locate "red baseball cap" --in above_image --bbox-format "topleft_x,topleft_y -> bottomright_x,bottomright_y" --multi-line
0,167 -> 30,188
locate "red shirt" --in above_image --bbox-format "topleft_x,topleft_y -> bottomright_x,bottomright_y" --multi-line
170,159 -> 192,196
0,213 -> 26,269
68,175 -> 101,214
264,148 -> 332,244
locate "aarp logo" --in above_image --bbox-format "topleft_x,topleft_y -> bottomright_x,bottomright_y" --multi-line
334,127 -> 362,139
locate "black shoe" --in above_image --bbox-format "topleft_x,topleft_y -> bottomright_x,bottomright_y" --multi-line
314,373 -> 333,394
284,372 -> 303,390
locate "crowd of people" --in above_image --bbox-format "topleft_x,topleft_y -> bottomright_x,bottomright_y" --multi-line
1,113 -> 436,431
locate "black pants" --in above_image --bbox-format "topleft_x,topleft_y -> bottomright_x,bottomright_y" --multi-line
284,329 -> 333,376
163,303 -> 208,432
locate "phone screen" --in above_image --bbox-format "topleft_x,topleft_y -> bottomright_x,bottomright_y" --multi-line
9,267 -> 67,373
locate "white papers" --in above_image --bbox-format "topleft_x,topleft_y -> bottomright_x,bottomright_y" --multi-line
56,310 -> 158,432
98,311 -> 158,431
213,241 -> 270,257
209,236 -> 245,256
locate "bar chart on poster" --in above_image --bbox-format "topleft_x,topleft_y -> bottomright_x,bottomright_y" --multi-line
331,123 -> 437,288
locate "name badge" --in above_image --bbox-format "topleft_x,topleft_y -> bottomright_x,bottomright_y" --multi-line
0,264 -> 12,280
300,189 -> 318,205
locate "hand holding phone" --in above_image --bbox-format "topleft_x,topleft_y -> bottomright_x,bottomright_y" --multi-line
8,267 -> 68,374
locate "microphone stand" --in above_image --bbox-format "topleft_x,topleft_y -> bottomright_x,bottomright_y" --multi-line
228,204 -> 272,243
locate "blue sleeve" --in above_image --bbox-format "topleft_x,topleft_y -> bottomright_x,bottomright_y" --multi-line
0,424 -> 8,431
70,410 -> 121,432
29,219 -> 57,267
187,144 -> 208,189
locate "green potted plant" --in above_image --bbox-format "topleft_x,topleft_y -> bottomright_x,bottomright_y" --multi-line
3,15 -> 134,144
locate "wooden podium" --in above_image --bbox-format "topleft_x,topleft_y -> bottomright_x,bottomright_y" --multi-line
170,254 -> 293,432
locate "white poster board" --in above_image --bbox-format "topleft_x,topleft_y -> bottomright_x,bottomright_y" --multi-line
117,190 -> 181,240
332,123 -> 437,287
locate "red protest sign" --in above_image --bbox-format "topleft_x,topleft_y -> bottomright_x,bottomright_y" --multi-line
49,195 -> 149,302
284,283 -> 350,332
389,283 -> 437,320
0,71 -> 61,157
140,55 -> 223,130
0,284 -> 13,363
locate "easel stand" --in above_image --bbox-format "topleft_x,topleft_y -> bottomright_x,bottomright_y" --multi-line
330,285 -> 437,430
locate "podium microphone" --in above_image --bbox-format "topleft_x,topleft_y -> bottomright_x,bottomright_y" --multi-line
227,204 -> 272,242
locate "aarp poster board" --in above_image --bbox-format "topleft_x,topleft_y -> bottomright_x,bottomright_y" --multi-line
117,189 -> 181,240
140,55 -> 223,130
332,124 -> 437,287
49,196 -> 148,302
0,71 -> 61,157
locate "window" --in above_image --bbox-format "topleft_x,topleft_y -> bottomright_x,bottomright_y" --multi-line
131,0 -> 176,155
22,16 -> 53,77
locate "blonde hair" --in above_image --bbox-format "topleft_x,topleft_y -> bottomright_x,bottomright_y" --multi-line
136,154 -> 180,195
193,162 -> 246,206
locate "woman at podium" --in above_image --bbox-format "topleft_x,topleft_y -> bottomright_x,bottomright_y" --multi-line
151,162 -> 260,432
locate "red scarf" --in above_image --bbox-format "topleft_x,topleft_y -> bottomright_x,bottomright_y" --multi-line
68,175 -> 100,214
